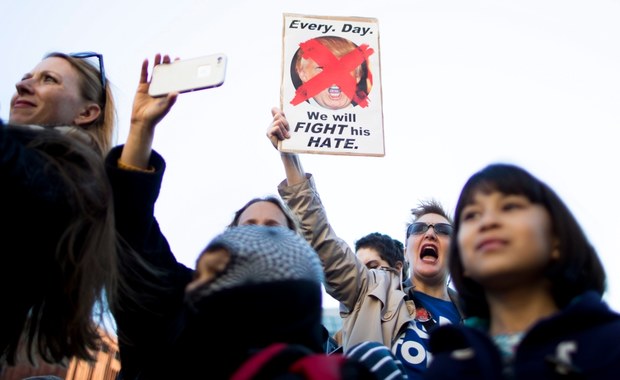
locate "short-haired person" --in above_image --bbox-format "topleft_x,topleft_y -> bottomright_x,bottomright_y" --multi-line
290,36 -> 372,110
355,232 -> 407,276
423,163 -> 620,379
267,107 -> 463,379
2,51 -> 118,368
332,232 -> 408,347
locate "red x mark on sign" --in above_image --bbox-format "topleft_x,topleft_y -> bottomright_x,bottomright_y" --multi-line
290,38 -> 374,107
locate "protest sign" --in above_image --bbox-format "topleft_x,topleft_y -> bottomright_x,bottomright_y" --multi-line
280,13 -> 384,156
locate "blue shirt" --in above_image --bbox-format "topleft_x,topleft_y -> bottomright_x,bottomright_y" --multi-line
392,291 -> 461,380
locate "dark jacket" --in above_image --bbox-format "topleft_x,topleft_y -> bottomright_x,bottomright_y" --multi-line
106,147 -> 326,379
424,291 -> 620,380
106,146 -> 193,379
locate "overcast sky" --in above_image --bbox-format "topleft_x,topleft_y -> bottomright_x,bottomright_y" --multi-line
2,0 -> 619,311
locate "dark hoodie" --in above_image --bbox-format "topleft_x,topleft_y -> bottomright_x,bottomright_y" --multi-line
424,291 -> 620,380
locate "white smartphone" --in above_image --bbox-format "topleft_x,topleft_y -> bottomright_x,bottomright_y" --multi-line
148,54 -> 227,97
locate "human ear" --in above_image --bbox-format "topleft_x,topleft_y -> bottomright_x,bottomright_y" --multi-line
74,103 -> 101,126
200,248 -> 231,275
186,247 -> 231,292
395,261 -> 403,272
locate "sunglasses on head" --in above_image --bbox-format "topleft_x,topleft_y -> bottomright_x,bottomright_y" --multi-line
407,222 -> 453,237
69,51 -> 106,103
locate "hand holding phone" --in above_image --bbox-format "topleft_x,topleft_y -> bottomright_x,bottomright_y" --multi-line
148,54 -> 227,97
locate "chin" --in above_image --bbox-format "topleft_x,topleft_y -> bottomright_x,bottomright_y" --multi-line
7,117 -> 29,126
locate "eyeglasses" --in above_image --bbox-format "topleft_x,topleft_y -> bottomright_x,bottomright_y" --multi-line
69,52 -> 106,103
407,222 -> 453,237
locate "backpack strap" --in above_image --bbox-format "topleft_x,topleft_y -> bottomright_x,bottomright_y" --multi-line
290,354 -> 346,380
231,343 -> 314,380
232,343 -> 373,380
231,343 -> 298,380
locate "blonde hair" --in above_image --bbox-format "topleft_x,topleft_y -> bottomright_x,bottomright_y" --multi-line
45,52 -> 116,155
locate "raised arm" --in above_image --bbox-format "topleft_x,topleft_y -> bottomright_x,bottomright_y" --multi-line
109,53 -> 185,266
107,55 -> 191,380
267,107 -> 306,186
120,54 -> 178,170
266,108 -> 370,311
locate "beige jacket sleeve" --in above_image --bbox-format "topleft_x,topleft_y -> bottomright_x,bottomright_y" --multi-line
278,173 -> 368,312
279,173 -> 414,350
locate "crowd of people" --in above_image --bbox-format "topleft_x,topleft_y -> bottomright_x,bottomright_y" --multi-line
2,49 -> 620,380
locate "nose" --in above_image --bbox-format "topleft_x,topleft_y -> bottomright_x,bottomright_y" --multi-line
15,77 -> 34,96
423,226 -> 438,240
478,209 -> 500,231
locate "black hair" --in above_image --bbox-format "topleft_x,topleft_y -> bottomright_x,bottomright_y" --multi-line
450,163 -> 606,319
355,232 -> 408,279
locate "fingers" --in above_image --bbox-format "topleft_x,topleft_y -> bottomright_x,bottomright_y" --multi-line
267,106 -> 290,141
268,120 -> 289,141
140,59 -> 149,84
271,107 -> 287,126
142,53 -> 173,86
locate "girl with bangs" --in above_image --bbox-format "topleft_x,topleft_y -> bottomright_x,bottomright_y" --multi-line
424,163 -> 620,380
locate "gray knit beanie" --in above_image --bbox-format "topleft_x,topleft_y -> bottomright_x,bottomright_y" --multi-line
188,225 -> 324,299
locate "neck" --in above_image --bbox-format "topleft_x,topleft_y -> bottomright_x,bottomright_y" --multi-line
411,277 -> 449,300
486,281 -> 559,336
